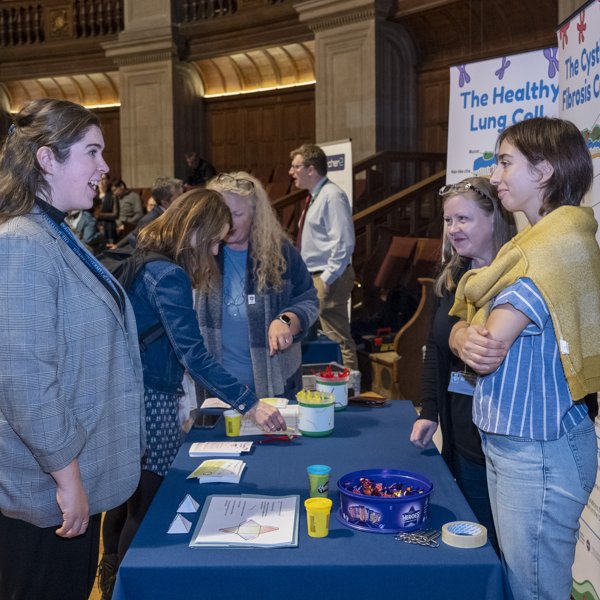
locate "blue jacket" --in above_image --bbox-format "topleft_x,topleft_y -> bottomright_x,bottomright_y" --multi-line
128,260 -> 257,413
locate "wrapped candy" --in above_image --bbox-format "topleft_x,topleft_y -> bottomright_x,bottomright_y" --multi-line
346,477 -> 425,498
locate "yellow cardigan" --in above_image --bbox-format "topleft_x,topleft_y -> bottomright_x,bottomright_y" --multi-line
450,206 -> 600,400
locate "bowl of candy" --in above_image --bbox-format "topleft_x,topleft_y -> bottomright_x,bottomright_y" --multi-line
336,468 -> 433,533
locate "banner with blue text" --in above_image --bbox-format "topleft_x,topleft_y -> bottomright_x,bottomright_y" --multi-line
446,49 -> 559,184
558,0 -> 600,234
560,4 -> 600,598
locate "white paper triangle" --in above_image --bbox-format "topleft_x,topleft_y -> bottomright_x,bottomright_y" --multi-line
167,513 -> 192,534
178,494 -> 200,513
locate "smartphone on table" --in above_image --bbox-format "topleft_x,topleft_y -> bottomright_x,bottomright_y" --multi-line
192,412 -> 222,429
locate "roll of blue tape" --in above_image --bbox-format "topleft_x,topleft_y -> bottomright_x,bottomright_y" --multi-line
442,521 -> 487,548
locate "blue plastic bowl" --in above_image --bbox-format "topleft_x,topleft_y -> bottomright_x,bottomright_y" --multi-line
336,468 -> 434,533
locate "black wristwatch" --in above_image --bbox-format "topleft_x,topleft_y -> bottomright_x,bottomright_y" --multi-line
278,314 -> 292,327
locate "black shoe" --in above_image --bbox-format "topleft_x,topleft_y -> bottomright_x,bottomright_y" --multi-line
97,553 -> 119,600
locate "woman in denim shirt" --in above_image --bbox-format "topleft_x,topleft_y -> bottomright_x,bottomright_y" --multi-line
99,189 -> 285,598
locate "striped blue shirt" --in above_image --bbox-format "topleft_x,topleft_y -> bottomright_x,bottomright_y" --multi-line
473,278 -> 588,440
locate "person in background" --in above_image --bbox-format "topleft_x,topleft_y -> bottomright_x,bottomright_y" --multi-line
0,99 -> 144,600
99,189 -> 285,599
199,172 -> 319,399
95,172 -> 119,243
135,177 -> 183,231
65,207 -> 105,254
120,176 -> 183,248
112,178 -> 143,238
450,117 -> 600,600
410,177 -> 516,554
289,143 -> 358,370
145,196 -> 157,212
184,151 -> 217,188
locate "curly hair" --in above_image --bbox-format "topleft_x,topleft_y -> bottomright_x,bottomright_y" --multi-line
206,171 -> 290,292
135,188 -> 232,292
435,176 -> 516,297
0,99 -> 100,222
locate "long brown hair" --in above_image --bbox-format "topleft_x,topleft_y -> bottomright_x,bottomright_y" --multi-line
0,99 -> 100,222
136,189 -> 232,291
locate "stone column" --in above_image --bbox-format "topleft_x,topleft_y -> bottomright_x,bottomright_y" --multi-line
294,0 -> 417,161
103,0 -> 203,186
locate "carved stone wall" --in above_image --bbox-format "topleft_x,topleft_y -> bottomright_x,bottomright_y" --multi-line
296,0 -> 416,161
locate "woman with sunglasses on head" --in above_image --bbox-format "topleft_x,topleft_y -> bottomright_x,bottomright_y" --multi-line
449,117 -> 600,600
99,189 -> 287,599
410,177 -> 515,554
199,172 -> 319,402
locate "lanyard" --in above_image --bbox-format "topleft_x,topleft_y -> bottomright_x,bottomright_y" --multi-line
308,177 -> 329,209
43,212 -> 125,314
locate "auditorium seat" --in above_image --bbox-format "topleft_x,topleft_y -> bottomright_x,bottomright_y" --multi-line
362,277 -> 435,404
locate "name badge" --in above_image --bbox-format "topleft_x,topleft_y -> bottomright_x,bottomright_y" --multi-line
248,295 -> 256,305
448,371 -> 477,396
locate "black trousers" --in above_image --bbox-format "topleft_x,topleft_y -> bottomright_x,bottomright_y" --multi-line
0,511 -> 101,600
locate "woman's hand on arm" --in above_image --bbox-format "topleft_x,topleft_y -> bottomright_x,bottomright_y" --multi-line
410,419 -> 438,449
246,401 -> 287,432
450,321 -> 508,374
51,459 -> 90,538
268,313 -> 301,355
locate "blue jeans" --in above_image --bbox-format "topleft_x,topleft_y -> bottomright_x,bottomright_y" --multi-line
480,417 -> 597,600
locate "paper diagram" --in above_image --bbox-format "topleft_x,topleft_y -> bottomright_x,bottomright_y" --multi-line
220,519 -> 279,541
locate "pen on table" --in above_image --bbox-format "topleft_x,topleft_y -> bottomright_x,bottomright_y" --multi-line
257,429 -> 299,444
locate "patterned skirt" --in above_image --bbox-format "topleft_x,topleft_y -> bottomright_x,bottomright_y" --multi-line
142,387 -> 184,478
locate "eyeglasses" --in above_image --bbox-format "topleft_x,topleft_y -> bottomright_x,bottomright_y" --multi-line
439,182 -> 495,203
216,173 -> 255,192
290,163 -> 306,171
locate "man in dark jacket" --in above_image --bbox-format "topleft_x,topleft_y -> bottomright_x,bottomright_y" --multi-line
185,151 -> 217,187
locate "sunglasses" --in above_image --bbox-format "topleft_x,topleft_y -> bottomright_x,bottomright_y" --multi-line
439,182 -> 495,203
216,173 -> 255,193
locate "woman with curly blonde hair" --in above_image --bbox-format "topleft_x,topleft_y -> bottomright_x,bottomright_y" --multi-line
199,172 -> 319,399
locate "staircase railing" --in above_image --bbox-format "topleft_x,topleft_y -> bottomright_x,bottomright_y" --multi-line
352,170 -> 446,277
353,151 -> 446,213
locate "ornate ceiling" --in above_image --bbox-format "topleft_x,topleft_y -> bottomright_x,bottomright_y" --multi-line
1,40 -> 315,110
0,0 -> 558,110
192,41 -> 315,97
1,72 -> 120,111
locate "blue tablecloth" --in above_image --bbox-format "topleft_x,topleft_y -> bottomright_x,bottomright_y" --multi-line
113,401 -> 509,600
